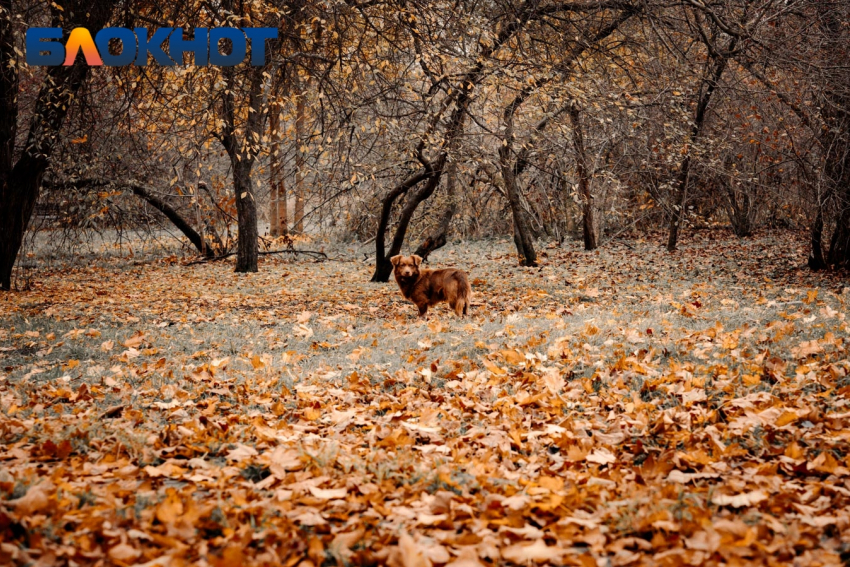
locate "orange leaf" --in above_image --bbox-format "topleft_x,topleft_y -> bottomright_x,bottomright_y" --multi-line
155,489 -> 184,525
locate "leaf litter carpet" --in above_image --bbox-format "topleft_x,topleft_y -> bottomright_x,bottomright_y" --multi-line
1,232 -> 849,566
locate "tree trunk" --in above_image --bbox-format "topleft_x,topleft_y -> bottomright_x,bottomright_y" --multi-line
372,169 -> 442,281
501,162 -> 537,266
512,215 -> 528,260
371,89 -> 468,281
724,190 -> 753,238
0,0 -> 117,290
568,103 -> 597,250
666,157 -> 692,252
269,101 -> 287,236
233,162 -> 259,272
0,155 -> 44,290
413,205 -> 454,261
219,63 -> 267,273
666,39 -> 735,252
493,10 -> 636,262
825,136 -> 850,266
371,168 -> 432,281
827,206 -> 850,268
414,161 -> 457,260
499,100 -> 537,267
293,79 -> 305,234
129,183 -> 216,258
819,4 -> 850,268
496,9 -> 635,259
809,203 -> 827,270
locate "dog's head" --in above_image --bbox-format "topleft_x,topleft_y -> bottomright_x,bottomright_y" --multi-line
390,254 -> 422,281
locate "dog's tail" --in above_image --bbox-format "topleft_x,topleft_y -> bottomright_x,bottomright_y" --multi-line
454,273 -> 472,317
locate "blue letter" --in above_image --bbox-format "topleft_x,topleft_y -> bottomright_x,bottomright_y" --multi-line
26,28 -> 64,66
209,28 -> 246,66
134,27 -> 175,66
95,28 -> 137,66
243,28 -> 277,66
169,28 -> 208,65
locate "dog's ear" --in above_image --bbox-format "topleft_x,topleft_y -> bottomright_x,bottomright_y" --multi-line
412,255 -> 423,267
390,255 -> 402,267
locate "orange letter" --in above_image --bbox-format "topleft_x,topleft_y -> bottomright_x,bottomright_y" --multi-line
63,28 -> 103,66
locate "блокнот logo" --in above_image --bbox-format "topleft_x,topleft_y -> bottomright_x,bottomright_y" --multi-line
26,27 -> 278,66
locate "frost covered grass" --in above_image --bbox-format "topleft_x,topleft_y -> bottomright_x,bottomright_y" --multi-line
2,230 -> 846,395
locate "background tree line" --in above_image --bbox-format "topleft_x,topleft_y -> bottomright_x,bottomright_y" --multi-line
1,0 -> 847,290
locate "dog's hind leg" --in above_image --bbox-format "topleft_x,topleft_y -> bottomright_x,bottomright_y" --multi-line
454,277 -> 471,317
445,279 -> 464,317
452,297 -> 465,317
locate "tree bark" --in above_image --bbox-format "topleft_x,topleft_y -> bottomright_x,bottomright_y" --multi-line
293,78 -> 306,234
500,98 -> 538,266
500,157 -> 537,266
809,203 -> 827,270
232,161 -> 259,272
371,168 -> 433,281
666,157 -> 692,252
568,103 -> 597,250
827,206 -> 850,268
825,134 -> 850,266
1,155 -> 44,290
666,38 -> 735,252
414,161 -> 458,260
219,65 -> 268,273
129,183 -> 216,258
372,168 -> 442,281
269,100 -> 287,236
0,0 -> 117,290
819,5 -> 850,268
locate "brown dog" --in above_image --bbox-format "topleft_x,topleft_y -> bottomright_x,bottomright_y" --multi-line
390,255 -> 471,317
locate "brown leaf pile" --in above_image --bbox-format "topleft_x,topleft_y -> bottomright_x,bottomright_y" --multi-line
1,232 -> 849,566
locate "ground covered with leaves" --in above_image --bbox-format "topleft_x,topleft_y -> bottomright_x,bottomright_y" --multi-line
2,230 -> 849,566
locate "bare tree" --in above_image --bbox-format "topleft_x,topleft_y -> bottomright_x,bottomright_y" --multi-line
0,0 -> 119,290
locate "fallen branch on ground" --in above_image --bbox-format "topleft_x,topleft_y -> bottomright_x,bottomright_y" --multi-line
185,248 -> 328,266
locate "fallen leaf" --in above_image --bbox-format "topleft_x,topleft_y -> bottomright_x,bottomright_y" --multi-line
711,490 -> 767,508
266,446 -> 303,477
445,547 -> 486,567
501,539 -> 567,563
227,444 -> 258,462
309,486 -> 348,500
390,533 -> 432,567
586,448 -> 616,465
108,543 -> 141,562
7,481 -> 54,515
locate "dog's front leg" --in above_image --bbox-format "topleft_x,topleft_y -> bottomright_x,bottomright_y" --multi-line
417,303 -> 428,318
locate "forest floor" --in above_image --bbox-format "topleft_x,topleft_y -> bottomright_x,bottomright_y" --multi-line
1,229 -> 849,566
